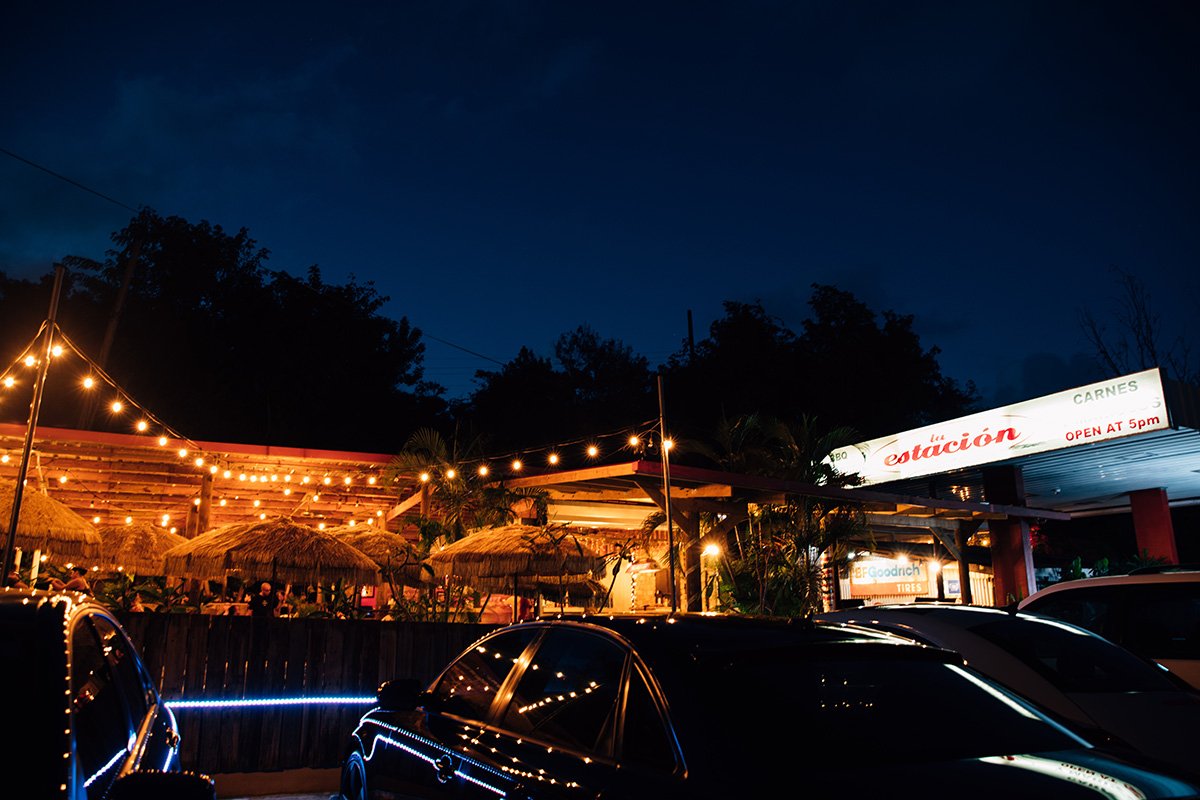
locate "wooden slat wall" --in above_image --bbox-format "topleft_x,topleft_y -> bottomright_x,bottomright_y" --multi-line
118,615 -> 497,774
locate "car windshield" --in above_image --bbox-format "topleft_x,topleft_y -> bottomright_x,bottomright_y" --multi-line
669,645 -> 1082,764
968,613 -> 1182,693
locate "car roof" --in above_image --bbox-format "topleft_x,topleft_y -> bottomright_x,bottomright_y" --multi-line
1019,569 -> 1200,606
0,586 -> 94,617
505,612 -> 960,670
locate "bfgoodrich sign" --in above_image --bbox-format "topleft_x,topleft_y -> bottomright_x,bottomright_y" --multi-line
828,368 -> 1170,486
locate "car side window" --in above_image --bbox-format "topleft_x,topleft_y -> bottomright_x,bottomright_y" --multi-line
619,662 -> 677,772
500,628 -> 626,756
1117,584 -> 1200,660
429,628 -> 538,722
90,616 -> 152,720
1024,588 -> 1116,639
71,618 -> 133,799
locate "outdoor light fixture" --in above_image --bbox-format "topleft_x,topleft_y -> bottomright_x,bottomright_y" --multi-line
548,453 -> 560,465
445,469 -> 456,479
478,465 -> 489,476
158,436 -> 168,446
110,400 -> 123,413
626,555 -> 662,575
628,435 -> 639,447
82,377 -> 95,389
419,472 -> 430,483
702,543 -> 720,557
511,459 -> 522,472
586,445 -> 599,458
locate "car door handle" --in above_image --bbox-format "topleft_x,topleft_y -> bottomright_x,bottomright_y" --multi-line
434,754 -> 455,784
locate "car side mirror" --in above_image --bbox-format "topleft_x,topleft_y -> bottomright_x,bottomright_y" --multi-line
108,770 -> 216,800
377,678 -> 423,710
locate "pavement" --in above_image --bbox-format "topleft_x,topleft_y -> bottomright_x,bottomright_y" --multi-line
212,768 -> 339,800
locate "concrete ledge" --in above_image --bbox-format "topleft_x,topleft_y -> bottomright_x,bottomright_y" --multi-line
212,768 -> 340,798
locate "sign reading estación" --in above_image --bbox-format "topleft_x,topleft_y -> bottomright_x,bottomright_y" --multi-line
828,368 -> 1170,486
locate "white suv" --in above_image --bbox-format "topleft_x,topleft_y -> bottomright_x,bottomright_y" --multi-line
1018,567 -> 1200,690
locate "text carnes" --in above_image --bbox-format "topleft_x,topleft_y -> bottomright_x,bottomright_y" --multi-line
883,427 -> 1018,467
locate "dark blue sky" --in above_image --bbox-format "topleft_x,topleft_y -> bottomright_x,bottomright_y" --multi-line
3,1 -> 1197,405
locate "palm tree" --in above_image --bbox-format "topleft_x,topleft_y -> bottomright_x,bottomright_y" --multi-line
713,414 -> 867,617
387,427 -> 547,551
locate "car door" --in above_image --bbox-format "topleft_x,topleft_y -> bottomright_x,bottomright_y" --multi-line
70,612 -> 136,799
88,613 -> 181,774
480,626 -> 633,798
365,626 -> 540,798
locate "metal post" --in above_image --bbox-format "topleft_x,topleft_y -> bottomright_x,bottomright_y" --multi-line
657,373 -> 677,613
2,263 -> 67,582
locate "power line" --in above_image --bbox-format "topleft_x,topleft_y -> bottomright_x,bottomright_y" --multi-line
0,145 -> 140,213
422,333 -> 507,367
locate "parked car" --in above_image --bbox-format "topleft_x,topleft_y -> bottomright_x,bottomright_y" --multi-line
1017,567 -> 1200,690
816,603 -> 1200,776
338,613 -> 1200,799
1,587 -> 215,799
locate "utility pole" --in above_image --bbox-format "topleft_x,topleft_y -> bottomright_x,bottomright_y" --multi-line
3,263 -> 67,581
657,371 -> 677,613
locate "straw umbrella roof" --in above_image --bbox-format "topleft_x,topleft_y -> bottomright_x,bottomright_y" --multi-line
162,517 -> 380,586
0,479 -> 101,560
324,525 -> 428,583
427,524 -> 609,587
96,522 -> 188,575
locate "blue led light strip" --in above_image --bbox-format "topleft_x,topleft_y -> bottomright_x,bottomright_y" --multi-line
166,696 -> 375,710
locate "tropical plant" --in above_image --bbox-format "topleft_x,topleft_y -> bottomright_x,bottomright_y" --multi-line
712,414 -> 867,617
388,427 -> 549,546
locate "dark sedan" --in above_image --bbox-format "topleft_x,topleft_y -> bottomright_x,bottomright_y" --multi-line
0,587 -> 214,799
339,613 -> 1200,799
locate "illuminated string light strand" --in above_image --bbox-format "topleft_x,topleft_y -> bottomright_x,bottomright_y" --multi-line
0,325 -> 391,530
397,418 -> 665,482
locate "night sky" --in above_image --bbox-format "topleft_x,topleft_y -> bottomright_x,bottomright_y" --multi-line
3,1 -> 1197,405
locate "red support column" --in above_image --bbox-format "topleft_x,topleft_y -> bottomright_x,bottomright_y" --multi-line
1129,488 -> 1179,564
982,466 -> 1036,605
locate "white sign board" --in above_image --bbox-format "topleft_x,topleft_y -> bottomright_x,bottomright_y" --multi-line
827,368 -> 1169,486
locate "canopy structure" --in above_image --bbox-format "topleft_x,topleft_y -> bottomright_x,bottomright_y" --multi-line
427,523 -> 609,591
324,525 -> 429,584
0,479 -> 101,561
162,517 -> 380,586
96,522 -> 188,575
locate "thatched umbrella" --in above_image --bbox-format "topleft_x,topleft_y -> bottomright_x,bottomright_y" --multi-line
325,525 -> 428,584
0,479 -> 101,561
427,524 -> 609,621
162,517 -> 380,587
96,522 -> 188,575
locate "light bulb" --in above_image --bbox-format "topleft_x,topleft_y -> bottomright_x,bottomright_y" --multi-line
194,457 -> 204,467
158,436 -> 168,447
323,476 -> 332,485
23,356 -> 35,367
367,476 -> 376,485
136,420 -> 148,432
83,377 -> 96,389
478,465 -> 489,477
124,517 -> 132,525
51,345 -> 63,357
111,400 -> 124,413
178,448 -> 188,458
511,459 -> 523,472
586,445 -> 599,458
419,472 -> 430,483
548,454 -> 559,465
343,477 -> 351,485
2,377 -> 14,388
92,516 -> 100,524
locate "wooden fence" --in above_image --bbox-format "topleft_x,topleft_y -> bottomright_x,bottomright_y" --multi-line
118,614 -> 498,775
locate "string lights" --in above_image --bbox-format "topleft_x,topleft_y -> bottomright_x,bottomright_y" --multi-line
0,324 -> 675,539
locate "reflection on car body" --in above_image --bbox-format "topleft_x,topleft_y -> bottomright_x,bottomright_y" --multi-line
0,587 -> 214,799
1018,568 -> 1200,690
339,613 -> 1200,799
817,603 -> 1200,777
